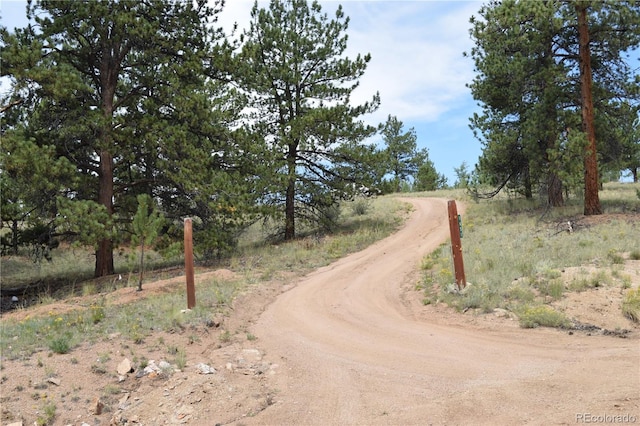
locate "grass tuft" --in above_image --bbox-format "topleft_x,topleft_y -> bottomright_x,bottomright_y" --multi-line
622,288 -> 640,323
48,334 -> 72,354
516,305 -> 571,329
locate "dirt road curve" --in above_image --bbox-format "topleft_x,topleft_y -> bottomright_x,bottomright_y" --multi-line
246,198 -> 639,425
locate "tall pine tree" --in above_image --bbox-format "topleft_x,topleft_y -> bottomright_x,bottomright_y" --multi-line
468,0 -> 640,211
1,0 -> 244,275
236,0 -> 380,239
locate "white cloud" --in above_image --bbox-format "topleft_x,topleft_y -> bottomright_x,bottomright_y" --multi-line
216,1 -> 481,126
340,2 -> 479,124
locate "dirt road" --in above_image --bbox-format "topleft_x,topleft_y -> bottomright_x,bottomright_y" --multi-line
245,197 -> 639,425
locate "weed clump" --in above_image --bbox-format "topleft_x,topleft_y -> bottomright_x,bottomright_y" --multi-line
622,288 -> 640,323
48,335 -> 71,354
516,305 -> 571,329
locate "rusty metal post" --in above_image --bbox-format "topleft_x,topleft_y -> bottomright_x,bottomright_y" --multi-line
447,200 -> 466,290
184,218 -> 196,309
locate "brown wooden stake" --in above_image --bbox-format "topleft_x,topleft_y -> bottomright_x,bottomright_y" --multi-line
447,200 -> 466,290
184,218 -> 196,309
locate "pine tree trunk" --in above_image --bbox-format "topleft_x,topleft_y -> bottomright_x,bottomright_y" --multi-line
138,242 -> 144,291
548,172 -> 564,207
524,166 -> 533,199
576,3 -> 602,216
95,149 -> 115,277
95,57 -> 118,277
285,143 -> 296,240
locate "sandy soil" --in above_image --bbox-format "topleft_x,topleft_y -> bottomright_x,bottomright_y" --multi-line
1,197 -> 638,426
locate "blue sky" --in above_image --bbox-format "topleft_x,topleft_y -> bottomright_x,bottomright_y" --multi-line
222,1 -> 484,185
1,0 -> 484,185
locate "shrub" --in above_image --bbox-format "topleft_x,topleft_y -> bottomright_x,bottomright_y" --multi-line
350,197 -> 371,216
90,302 -> 106,324
622,288 -> 640,323
174,348 -> 187,370
48,334 -> 72,354
607,249 -> 625,265
517,305 -> 571,329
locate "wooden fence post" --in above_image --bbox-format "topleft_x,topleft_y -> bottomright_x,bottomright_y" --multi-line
447,200 -> 466,290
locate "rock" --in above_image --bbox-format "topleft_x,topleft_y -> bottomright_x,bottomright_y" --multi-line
92,397 -> 104,415
6,421 -> 23,426
47,377 -> 61,386
493,308 -> 509,317
117,358 -> 133,375
206,315 -> 223,328
143,360 -> 160,375
118,393 -> 130,409
195,363 -> 216,374
158,360 -> 172,371
172,404 -> 194,423
242,349 -> 262,362
493,308 -> 516,320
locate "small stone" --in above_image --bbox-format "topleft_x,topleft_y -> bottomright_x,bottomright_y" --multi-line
92,397 -> 104,415
195,363 -> 216,374
47,377 -> 61,386
117,358 -> 133,375
242,349 -> 262,361
158,360 -> 172,370
118,392 -> 129,406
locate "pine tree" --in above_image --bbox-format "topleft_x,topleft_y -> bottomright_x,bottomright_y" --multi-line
467,0 -> 640,209
380,115 -> 429,192
1,0 -> 236,275
236,0 -> 379,239
131,194 -> 163,291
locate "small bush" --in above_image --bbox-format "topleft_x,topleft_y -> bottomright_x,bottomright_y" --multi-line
517,305 -> 571,329
350,197 -> 370,216
629,250 -> 640,261
607,249 -> 625,265
48,335 -> 71,354
36,401 -> 56,426
622,288 -> 640,323
174,348 -> 187,370
537,279 -> 564,300
90,302 -> 106,324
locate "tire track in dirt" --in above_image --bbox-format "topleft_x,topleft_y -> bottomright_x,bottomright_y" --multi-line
246,198 -> 639,425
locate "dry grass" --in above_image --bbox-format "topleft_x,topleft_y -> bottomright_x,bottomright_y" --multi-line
418,182 -> 640,327
0,196 -> 407,358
